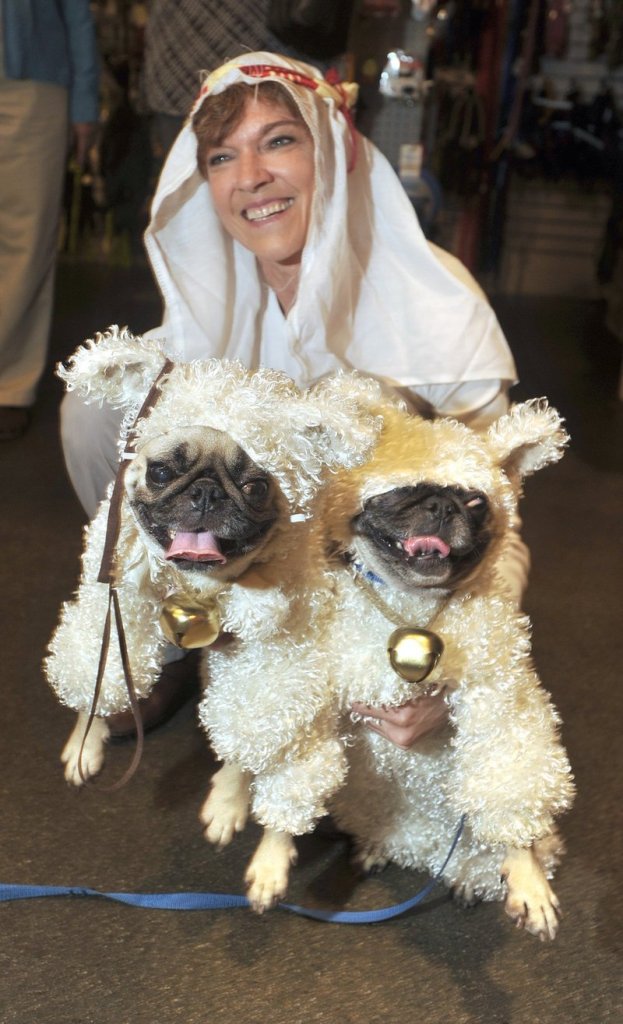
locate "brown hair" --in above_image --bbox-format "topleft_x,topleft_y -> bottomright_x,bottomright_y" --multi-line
193,81 -> 306,177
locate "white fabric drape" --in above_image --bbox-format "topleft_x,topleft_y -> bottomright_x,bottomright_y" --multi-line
143,52 -> 517,399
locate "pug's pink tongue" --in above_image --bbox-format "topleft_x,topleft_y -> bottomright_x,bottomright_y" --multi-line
403,535 -> 451,557
165,531 -> 226,563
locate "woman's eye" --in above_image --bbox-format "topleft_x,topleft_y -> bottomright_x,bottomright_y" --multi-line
268,134 -> 295,149
242,479 -> 269,499
207,151 -> 231,167
147,462 -> 176,486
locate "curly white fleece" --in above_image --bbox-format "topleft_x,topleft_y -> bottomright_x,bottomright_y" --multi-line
321,402 -> 575,901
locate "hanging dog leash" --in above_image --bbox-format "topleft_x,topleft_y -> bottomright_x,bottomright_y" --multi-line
76,359 -> 175,788
0,817 -> 465,924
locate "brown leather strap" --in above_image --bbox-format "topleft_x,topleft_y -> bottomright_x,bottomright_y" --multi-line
98,358 -> 174,585
106,587 -> 145,791
77,587 -> 146,790
78,584 -> 114,784
82,359 -> 174,787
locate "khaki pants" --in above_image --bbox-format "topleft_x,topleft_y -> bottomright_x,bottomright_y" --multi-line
0,77 -> 68,406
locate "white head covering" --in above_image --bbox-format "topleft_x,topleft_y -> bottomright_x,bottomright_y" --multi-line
144,52 -> 516,391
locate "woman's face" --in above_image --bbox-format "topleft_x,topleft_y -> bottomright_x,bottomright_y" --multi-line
203,95 -> 315,276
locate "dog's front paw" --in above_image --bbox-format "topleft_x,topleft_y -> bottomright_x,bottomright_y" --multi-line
450,881 -> 481,909
200,764 -> 250,847
351,843 -> 389,876
502,846 -> 562,941
244,830 -> 298,913
200,790 -> 249,847
61,714 -> 110,786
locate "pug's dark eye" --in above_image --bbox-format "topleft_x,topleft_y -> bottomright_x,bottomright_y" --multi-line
147,462 -> 176,486
465,493 -> 487,510
242,479 -> 269,500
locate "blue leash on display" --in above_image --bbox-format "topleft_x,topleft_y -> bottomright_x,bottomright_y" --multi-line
0,816 -> 465,924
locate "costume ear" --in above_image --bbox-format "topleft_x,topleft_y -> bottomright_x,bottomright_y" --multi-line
57,326 -> 168,409
303,371 -> 393,470
486,398 -> 569,479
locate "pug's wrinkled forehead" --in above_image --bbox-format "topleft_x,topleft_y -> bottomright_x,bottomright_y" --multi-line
124,425 -> 272,498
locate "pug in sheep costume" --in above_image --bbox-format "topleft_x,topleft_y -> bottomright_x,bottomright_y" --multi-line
316,400 -> 576,941
45,328 -> 384,906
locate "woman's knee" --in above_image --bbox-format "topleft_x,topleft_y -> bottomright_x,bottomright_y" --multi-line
60,391 -> 121,516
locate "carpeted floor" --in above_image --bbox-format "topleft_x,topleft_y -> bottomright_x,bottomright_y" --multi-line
1,260 -> 622,1024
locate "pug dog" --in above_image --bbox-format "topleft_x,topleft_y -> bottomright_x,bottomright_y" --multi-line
46,329 -> 385,909
186,396 -> 574,924
50,422 -> 292,789
318,400 -> 575,940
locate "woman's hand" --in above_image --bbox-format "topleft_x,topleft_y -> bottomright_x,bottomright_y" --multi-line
210,632 -> 235,651
351,691 -> 449,749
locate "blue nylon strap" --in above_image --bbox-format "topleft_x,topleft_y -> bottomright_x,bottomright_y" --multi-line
0,884 -> 250,911
0,816 -> 465,924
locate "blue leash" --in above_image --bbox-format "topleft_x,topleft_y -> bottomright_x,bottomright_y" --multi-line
0,817 -> 465,925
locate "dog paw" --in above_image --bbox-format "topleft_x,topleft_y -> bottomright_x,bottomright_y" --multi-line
351,844 -> 389,876
199,764 -> 250,847
61,715 -> 109,786
200,790 -> 249,847
502,846 -> 562,941
245,872 -> 286,914
504,885 -> 561,941
450,882 -> 481,909
244,831 -> 297,913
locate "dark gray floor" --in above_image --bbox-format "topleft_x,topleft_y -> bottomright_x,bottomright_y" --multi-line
1,261 -> 622,1024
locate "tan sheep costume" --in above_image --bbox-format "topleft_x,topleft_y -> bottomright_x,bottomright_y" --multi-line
320,401 -> 575,939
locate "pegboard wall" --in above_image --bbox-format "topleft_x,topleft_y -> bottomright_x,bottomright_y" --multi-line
538,0 -> 623,107
497,0 -> 621,297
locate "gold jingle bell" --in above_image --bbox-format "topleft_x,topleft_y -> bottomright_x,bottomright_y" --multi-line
159,595 -> 221,649
387,627 -> 444,684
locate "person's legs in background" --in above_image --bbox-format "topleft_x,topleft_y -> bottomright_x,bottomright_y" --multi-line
0,78 -> 68,439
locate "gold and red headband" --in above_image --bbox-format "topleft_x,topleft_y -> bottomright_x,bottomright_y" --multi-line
193,62 -> 359,171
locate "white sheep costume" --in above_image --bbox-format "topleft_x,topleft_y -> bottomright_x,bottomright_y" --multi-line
45,327 -> 385,809
317,400 -> 576,939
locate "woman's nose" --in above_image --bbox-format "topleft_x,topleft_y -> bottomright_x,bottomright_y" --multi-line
236,149 -> 273,191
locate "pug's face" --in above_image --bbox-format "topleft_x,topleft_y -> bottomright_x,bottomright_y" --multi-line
351,482 -> 492,591
125,426 -> 280,576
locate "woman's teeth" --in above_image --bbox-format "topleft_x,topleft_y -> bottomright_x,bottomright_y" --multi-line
244,199 -> 293,222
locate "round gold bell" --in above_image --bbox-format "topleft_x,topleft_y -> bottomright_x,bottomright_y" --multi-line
159,595 -> 221,649
387,627 -> 444,684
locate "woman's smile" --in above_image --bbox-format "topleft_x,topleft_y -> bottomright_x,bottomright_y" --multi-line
242,198 -> 294,222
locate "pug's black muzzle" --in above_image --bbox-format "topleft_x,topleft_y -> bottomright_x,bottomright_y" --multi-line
133,470 -> 279,570
354,482 -> 492,584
